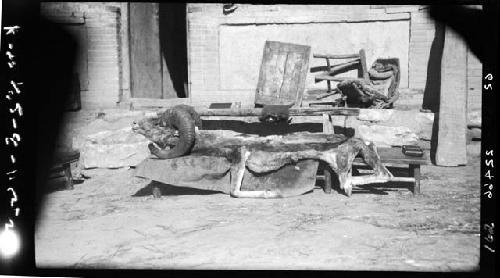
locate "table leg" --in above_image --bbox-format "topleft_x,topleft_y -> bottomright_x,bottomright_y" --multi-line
409,164 -> 421,195
322,113 -> 334,134
323,168 -> 332,194
326,58 -> 332,94
151,181 -> 162,198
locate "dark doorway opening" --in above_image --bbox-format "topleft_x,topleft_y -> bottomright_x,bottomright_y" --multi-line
159,3 -> 188,98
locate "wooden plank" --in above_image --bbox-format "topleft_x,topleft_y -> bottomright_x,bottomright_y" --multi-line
129,3 -> 162,98
196,107 -> 359,117
326,60 -> 361,75
120,3 -> 131,102
435,26 -> 468,166
358,49 -> 370,81
316,174 -> 415,184
278,52 -> 297,101
256,43 -> 276,100
329,59 -> 361,69
295,49 -> 310,106
354,147 -> 428,165
130,98 -> 359,116
273,51 -> 288,98
255,41 -> 311,107
130,97 -> 192,109
313,53 -> 360,59
315,75 -> 355,82
220,13 -> 410,25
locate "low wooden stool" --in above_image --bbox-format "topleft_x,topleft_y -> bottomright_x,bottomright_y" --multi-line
51,150 -> 80,190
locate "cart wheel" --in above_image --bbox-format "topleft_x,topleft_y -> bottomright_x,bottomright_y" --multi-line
152,186 -> 162,198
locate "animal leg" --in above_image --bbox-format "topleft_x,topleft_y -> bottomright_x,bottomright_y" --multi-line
358,141 -> 393,179
336,167 -> 354,197
320,147 -> 356,197
320,139 -> 392,197
344,140 -> 393,191
230,147 -> 281,198
229,147 -> 249,197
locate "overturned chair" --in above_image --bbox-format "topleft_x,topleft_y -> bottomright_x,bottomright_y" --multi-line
313,50 -> 400,109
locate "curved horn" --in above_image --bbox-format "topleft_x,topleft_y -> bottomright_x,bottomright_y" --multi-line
149,107 -> 196,159
171,104 -> 202,129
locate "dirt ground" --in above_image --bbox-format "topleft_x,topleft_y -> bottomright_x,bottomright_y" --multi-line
35,142 -> 480,271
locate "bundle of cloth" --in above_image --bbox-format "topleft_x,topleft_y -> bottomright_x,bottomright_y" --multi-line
338,58 -> 400,109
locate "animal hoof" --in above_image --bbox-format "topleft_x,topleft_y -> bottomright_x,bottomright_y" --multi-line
148,142 -> 156,151
345,187 -> 352,197
148,143 -> 160,154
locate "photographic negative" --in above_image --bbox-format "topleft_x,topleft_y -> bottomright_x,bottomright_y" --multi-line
27,2 -> 489,272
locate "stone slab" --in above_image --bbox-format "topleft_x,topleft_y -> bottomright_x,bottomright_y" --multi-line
80,127 -> 151,168
357,124 -> 419,147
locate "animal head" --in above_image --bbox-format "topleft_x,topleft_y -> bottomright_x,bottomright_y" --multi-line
132,117 -> 179,148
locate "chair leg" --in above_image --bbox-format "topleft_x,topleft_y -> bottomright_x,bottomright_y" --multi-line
63,163 -> 74,190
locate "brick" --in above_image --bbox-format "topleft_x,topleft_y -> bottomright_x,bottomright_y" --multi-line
86,27 -> 118,34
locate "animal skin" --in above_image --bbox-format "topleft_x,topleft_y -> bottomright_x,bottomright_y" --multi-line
133,117 -> 393,197
230,138 -> 393,198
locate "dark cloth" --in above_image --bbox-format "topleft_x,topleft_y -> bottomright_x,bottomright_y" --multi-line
258,104 -> 291,124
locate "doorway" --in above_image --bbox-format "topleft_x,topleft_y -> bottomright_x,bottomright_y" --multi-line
129,3 -> 188,99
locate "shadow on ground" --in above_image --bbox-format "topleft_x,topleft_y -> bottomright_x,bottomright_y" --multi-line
133,181 -> 223,197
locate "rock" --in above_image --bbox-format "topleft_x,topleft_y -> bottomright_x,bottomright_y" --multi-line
80,127 -> 151,169
357,109 -> 394,122
415,112 -> 435,141
73,115 -> 147,150
99,109 -> 145,122
368,110 -> 434,141
357,125 -> 419,147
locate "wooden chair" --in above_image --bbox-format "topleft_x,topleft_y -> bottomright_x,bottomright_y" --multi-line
312,50 -> 370,186
313,49 -> 370,95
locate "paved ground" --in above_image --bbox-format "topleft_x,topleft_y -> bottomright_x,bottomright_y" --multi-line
35,142 -> 480,271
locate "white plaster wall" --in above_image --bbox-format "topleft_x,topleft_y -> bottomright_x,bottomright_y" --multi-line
219,20 -> 410,91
